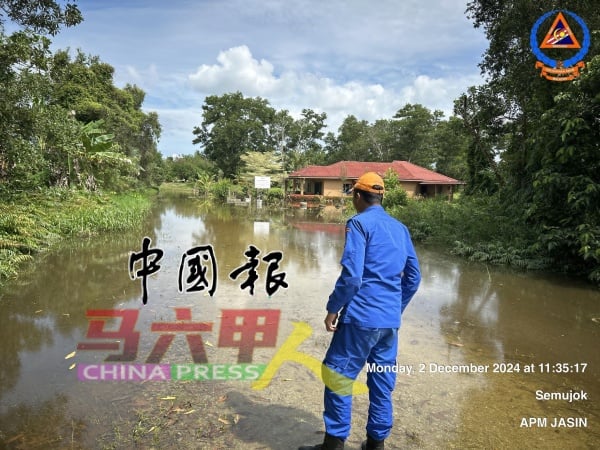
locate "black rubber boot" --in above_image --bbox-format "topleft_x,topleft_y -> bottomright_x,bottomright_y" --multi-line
298,433 -> 345,450
361,435 -> 385,450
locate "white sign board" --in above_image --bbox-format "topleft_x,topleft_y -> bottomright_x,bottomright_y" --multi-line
254,176 -> 271,189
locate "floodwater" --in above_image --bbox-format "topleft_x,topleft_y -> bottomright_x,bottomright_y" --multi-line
0,192 -> 598,449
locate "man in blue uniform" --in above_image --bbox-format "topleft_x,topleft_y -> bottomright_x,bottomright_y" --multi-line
299,172 -> 421,450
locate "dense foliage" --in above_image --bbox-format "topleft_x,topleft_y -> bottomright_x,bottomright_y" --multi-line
0,1 -> 162,283
460,0 -> 599,282
0,0 -> 163,194
192,92 -> 329,177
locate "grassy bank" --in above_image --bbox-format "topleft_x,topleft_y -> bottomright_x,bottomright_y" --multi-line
158,181 -> 196,196
0,188 -> 156,285
389,195 -> 552,271
311,193 -> 548,273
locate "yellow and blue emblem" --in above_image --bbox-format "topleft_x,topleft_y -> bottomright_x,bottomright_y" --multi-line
530,10 -> 590,81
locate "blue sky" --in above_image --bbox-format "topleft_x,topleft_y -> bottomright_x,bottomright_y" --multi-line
48,0 -> 488,157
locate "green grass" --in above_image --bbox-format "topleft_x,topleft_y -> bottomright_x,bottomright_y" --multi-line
0,188 -> 155,285
158,181 -> 196,196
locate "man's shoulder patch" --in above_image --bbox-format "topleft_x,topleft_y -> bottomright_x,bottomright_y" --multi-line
345,215 -> 360,234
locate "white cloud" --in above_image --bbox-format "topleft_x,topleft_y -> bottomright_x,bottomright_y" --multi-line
48,0 -> 488,156
400,74 -> 484,114
187,45 -> 483,134
189,46 -> 278,96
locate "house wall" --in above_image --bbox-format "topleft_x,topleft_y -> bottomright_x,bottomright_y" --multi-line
323,180 -> 422,197
400,182 -> 419,197
289,179 -> 342,196
323,179 -> 345,197
288,178 -> 457,199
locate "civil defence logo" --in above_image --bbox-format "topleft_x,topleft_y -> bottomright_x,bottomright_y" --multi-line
530,10 -> 590,81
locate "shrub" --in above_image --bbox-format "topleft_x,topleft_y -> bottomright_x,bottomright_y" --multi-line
382,188 -> 408,208
265,187 -> 284,203
209,179 -> 235,203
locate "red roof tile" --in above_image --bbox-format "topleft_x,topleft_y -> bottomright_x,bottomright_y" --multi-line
288,161 -> 462,184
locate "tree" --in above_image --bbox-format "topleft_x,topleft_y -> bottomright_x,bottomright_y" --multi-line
367,119 -> 399,162
75,120 -> 137,190
465,0 -> 598,194
0,44 -> 162,190
325,115 -> 371,162
527,55 -> 600,281
454,86 -> 505,194
239,151 -> 284,187
163,152 -> 214,182
0,1 -> 165,192
392,104 -> 444,168
0,0 -> 82,35
0,2 -> 64,190
382,168 -> 408,208
192,92 -> 277,177
285,109 -> 327,170
270,109 -> 295,172
433,116 -> 469,182
48,50 -> 163,187
463,0 -> 599,280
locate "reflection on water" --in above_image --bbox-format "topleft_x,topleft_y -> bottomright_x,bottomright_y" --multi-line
422,252 -> 600,449
0,194 -> 598,449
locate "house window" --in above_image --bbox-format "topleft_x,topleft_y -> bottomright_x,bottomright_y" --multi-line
314,182 -> 322,195
306,181 -> 323,195
342,183 -> 352,194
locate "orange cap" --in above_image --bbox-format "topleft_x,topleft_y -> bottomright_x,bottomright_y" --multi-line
353,172 -> 385,194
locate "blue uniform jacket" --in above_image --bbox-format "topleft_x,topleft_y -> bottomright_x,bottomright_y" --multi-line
326,205 -> 421,328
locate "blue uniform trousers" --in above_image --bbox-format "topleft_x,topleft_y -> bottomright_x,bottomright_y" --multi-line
322,322 -> 398,441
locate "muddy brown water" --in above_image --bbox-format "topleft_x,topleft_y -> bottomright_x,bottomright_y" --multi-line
0,194 -> 598,449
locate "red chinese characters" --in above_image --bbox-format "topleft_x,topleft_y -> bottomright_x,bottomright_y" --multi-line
77,309 -> 140,361
218,309 -> 281,363
146,308 -> 213,363
78,308 -> 280,364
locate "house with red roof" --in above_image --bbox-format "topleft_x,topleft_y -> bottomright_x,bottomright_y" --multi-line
287,161 -> 463,198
